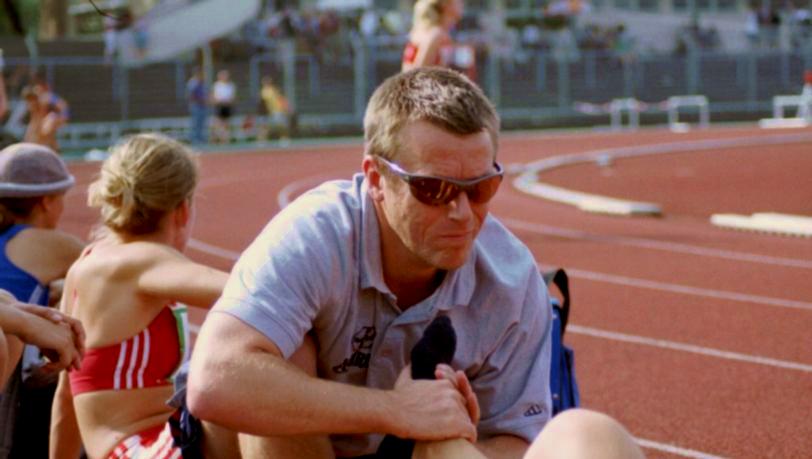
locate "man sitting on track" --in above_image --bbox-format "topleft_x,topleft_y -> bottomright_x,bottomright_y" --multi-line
187,68 -> 644,459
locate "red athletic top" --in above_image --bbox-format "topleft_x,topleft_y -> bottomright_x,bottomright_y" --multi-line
69,305 -> 188,395
402,41 -> 476,81
402,42 -> 443,67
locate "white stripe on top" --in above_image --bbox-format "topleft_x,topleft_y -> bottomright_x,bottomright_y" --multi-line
137,328 -> 151,388
125,334 -> 140,389
113,340 -> 128,390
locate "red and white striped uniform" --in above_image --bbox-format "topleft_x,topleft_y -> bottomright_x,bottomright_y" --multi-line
108,422 -> 182,459
70,305 -> 188,395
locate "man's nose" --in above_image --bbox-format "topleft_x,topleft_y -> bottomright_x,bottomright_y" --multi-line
448,191 -> 473,221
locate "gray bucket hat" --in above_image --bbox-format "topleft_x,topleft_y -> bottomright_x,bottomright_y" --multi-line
0,143 -> 75,198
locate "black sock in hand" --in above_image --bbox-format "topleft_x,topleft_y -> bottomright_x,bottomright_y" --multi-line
376,316 -> 457,458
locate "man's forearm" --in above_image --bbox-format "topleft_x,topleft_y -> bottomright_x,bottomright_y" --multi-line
187,346 -> 392,437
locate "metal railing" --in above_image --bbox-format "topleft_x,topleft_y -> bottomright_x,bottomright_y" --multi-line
5,38 -> 812,151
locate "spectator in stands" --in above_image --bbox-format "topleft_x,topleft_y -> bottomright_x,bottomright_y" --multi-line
0,142 -> 84,458
210,69 -> 236,144
0,50 -> 7,120
0,288 -> 84,390
186,67 -> 208,144
49,133 -> 239,459
360,7 -> 380,40
611,24 -> 635,66
258,76 -> 293,144
21,83 -> 69,153
402,0 -> 476,80
103,14 -> 119,64
186,67 -> 643,459
745,2 -> 761,48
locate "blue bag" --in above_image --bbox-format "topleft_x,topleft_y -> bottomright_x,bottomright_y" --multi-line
543,268 -> 581,416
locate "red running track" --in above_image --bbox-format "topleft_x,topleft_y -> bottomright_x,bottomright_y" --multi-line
62,125 -> 812,458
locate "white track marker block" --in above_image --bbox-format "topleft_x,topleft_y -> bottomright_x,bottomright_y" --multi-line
670,122 -> 691,133
576,197 -> 662,216
710,213 -> 812,237
758,118 -> 810,129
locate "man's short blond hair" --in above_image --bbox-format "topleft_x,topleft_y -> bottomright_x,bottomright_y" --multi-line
363,67 -> 499,162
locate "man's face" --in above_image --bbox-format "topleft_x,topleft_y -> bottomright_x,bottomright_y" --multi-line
375,120 -> 496,271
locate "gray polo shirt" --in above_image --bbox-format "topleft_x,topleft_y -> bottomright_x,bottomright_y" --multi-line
216,173 -> 552,456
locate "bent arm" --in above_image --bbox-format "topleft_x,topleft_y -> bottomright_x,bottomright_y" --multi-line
136,247 -> 228,308
187,312 -> 392,436
187,312 -> 475,441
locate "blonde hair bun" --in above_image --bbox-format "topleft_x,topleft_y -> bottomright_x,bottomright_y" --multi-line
88,133 -> 198,235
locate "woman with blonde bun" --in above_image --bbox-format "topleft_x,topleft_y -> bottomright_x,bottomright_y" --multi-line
402,0 -> 475,79
50,133 -> 238,459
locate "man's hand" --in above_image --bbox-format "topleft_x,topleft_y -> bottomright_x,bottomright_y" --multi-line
387,364 -> 477,442
434,363 -> 480,425
16,304 -> 86,359
14,308 -> 84,372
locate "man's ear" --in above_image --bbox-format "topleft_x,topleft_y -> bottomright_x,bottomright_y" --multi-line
362,155 -> 385,202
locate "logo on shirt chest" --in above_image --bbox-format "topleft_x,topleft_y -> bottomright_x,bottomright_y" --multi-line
332,326 -> 377,374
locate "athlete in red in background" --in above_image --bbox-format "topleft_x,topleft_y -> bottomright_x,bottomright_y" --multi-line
402,0 -> 476,81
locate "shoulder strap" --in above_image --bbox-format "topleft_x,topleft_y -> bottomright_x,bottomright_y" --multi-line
542,268 -> 571,335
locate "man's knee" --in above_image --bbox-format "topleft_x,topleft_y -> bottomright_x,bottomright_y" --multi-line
238,432 -> 333,459
526,409 -> 644,459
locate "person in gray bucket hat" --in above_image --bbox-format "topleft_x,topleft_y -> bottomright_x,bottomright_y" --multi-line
0,142 -> 84,458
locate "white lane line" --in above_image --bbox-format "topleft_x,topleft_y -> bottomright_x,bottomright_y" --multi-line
504,217 -> 812,269
636,438 -> 726,459
566,267 -> 812,312
570,324 -> 812,373
187,238 -> 242,261
277,174 -> 339,209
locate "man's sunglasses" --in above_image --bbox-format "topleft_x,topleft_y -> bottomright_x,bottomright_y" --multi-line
376,157 -> 503,206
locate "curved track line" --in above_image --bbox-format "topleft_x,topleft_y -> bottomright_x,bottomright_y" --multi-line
277,174 -> 339,209
514,131 -> 812,214
187,238 -> 242,260
504,218 -> 812,269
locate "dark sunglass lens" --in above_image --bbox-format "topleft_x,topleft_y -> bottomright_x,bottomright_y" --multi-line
410,177 -> 460,205
466,175 -> 503,203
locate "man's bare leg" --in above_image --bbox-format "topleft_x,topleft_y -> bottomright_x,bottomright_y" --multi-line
412,438 -> 486,459
526,409 -> 645,459
238,334 -> 334,459
202,420 -> 241,459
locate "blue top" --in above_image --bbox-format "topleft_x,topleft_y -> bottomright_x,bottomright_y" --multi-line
216,174 -> 553,456
0,224 -> 49,305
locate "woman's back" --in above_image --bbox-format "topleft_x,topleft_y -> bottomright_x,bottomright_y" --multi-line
66,240 -> 188,458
